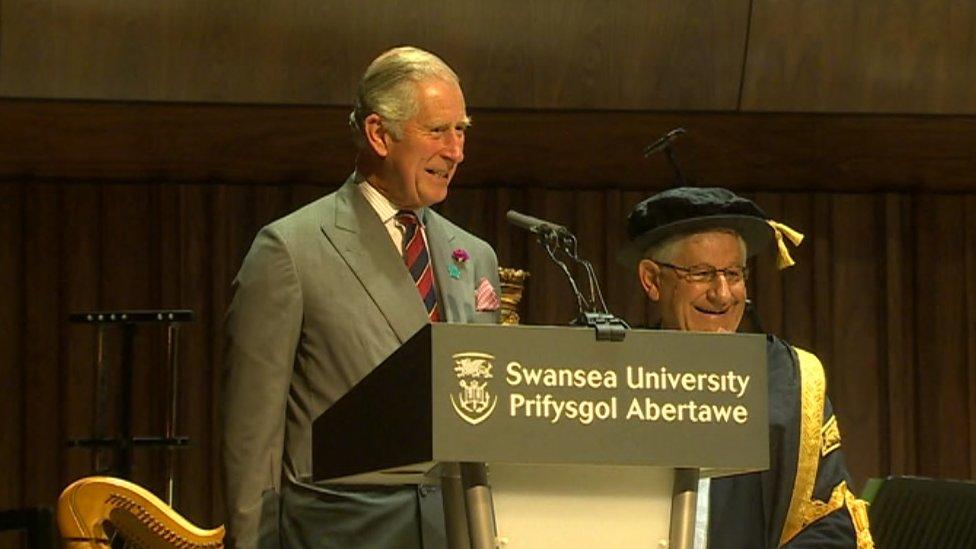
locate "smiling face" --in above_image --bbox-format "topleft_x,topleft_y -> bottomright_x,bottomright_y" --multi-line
364,78 -> 468,209
638,230 -> 747,333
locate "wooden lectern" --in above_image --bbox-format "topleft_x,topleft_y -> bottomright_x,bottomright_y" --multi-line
312,324 -> 768,549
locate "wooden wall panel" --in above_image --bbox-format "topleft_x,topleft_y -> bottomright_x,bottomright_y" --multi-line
600,190 -> 635,324
22,184 -> 63,507
5,1 -> 976,114
914,195 -> 972,478
0,101 -> 357,185
749,192 -> 786,336
176,184 -> 217,524
60,184 -> 100,487
0,0 -> 343,104
828,195 -> 884,486
810,196 -> 835,369
3,101 -> 976,193
572,189 -> 611,313
779,193 -> 817,349
742,0 -> 976,113
0,183 -> 24,512
208,185 -> 235,522
967,195 -> 976,477
883,194 -> 917,475
441,0 -> 750,110
101,184 -> 161,493
0,0 -> 749,110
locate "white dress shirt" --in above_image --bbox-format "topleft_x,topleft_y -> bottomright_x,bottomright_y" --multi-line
357,175 -> 429,256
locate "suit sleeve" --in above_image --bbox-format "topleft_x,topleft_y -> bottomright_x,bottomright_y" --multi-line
221,226 -> 303,549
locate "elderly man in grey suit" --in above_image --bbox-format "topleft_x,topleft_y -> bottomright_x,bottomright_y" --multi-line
221,46 -> 500,549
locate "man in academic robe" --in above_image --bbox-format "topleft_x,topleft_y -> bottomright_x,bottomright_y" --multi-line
617,187 -> 874,548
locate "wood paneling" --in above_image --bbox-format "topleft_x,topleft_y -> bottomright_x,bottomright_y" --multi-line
914,195 -> 973,477
0,0 -> 749,110
0,183 -> 24,511
440,0 -> 751,110
742,0 -> 976,113
0,101 -> 353,185
22,183 -> 62,506
60,184 -> 100,486
828,195 -> 884,485
967,195 -> 976,477
4,1 -> 976,114
883,194 -> 917,475
176,184 -> 216,522
2,100 -> 976,192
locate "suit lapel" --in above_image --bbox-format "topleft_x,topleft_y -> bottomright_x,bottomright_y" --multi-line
321,178 -> 428,342
423,210 -> 472,323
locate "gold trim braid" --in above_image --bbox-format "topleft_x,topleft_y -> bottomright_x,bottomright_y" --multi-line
779,346 -> 827,545
779,347 -> 874,547
846,487 -> 875,549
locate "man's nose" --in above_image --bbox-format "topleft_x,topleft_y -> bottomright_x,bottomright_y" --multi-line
442,131 -> 464,163
708,273 -> 733,301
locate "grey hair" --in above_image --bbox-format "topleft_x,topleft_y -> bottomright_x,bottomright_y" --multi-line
646,229 -> 748,264
349,46 -> 460,148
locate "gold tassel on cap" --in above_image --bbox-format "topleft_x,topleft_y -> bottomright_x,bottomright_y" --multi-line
768,220 -> 804,269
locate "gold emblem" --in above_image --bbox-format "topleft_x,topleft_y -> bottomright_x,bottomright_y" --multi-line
450,352 -> 498,425
821,414 -> 842,456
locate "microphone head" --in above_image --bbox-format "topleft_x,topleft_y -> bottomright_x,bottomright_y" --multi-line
642,127 -> 686,157
506,210 -> 568,235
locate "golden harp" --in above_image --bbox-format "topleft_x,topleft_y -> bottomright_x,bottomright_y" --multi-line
58,476 -> 224,548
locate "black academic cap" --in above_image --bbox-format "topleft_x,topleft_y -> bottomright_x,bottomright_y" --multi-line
616,187 -> 776,268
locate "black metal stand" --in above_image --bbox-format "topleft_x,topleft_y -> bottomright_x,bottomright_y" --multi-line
0,507 -> 56,549
67,309 -> 194,507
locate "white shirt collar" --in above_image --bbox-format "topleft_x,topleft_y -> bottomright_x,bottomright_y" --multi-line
356,174 -> 428,256
357,176 -> 401,224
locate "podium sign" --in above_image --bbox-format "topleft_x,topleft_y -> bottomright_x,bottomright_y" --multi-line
313,324 -> 767,484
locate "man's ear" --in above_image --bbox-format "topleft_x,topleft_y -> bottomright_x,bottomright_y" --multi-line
364,113 -> 391,157
638,259 -> 662,302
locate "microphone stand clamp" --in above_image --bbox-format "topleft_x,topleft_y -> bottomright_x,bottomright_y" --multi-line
574,312 -> 629,342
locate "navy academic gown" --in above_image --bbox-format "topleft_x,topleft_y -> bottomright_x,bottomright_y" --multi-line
706,335 -> 861,548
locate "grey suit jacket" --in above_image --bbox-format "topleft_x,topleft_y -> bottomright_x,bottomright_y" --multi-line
221,176 -> 500,548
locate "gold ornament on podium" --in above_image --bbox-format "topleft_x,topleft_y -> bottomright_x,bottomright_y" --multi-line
497,267 -> 529,325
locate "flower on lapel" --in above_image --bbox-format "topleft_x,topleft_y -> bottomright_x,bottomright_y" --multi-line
452,248 -> 470,263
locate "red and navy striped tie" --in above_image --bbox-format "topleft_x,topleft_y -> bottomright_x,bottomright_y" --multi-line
396,210 -> 440,322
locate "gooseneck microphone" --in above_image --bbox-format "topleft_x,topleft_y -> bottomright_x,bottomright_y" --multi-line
642,127 -> 686,157
506,210 -> 629,340
505,210 -> 570,236
642,127 -> 688,186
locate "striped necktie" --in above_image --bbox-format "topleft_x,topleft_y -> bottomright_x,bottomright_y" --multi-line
396,210 -> 440,322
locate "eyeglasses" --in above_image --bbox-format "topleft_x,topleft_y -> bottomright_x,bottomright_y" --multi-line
655,261 -> 749,284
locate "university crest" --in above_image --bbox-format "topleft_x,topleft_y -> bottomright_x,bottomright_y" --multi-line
450,352 -> 498,425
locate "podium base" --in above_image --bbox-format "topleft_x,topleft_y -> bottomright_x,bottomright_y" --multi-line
488,463 -> 674,548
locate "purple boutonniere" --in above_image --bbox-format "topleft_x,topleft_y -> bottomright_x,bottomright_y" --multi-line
452,248 -> 470,263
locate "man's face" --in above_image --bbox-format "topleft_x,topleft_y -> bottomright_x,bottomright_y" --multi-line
638,230 -> 747,333
371,78 -> 468,208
